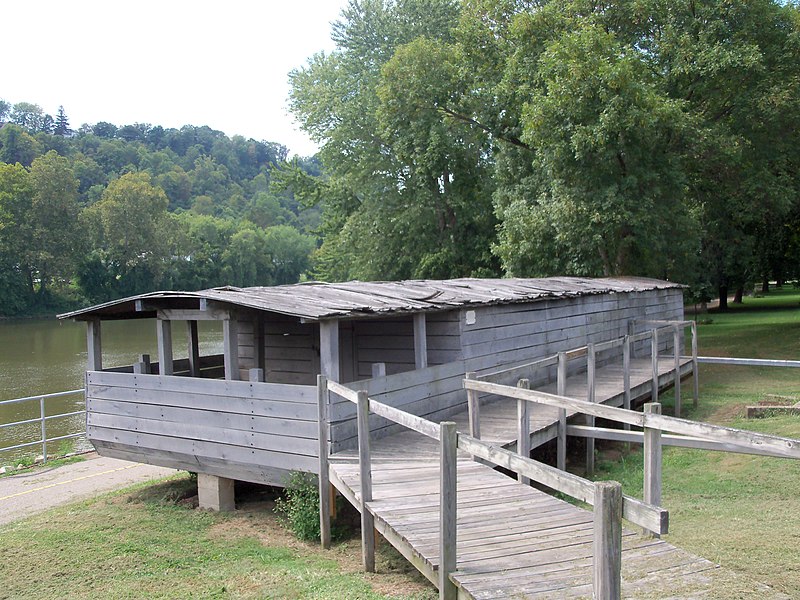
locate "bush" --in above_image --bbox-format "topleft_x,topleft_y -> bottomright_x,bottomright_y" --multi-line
274,471 -> 320,541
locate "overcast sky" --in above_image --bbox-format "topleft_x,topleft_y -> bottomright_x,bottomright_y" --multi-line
2,0 -> 349,157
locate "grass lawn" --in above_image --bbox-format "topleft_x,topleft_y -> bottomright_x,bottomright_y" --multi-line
0,476 -> 435,600
595,287 -> 800,598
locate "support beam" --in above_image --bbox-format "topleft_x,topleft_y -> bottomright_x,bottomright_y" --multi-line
357,390 -> 375,572
197,473 -> 235,512
673,325 -> 681,418
253,315 -> 265,373
223,318 -> 238,380
651,329 -> 659,403
317,375 -> 331,549
156,319 -> 173,376
556,352 -> 567,471
517,379 -> 531,485
643,402 -> 662,536
622,335 -> 631,436
593,481 -> 622,600
86,318 -> 102,371
187,320 -> 200,377
586,343 -> 596,478
439,421 -> 458,600
413,313 -> 428,370
465,372 -> 480,440
691,320 -> 699,409
320,320 -> 341,382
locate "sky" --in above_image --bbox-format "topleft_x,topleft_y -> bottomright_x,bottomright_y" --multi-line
2,0 -> 350,157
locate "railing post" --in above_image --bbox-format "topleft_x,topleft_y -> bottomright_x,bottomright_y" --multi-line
691,320 -> 699,409
439,421 -> 458,600
673,324 -> 681,418
586,343 -> 596,478
557,352 -> 567,471
40,395 -> 47,463
622,335 -> 631,433
517,379 -> 531,485
627,320 -> 636,359
651,328 -> 659,403
249,368 -> 264,383
643,402 -> 662,537
357,390 -> 375,572
466,372 -> 480,440
317,375 -> 331,549
593,481 -> 622,600
371,362 -> 386,378
138,354 -> 151,374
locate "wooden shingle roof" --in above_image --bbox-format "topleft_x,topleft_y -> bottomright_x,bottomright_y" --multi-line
58,277 -> 683,322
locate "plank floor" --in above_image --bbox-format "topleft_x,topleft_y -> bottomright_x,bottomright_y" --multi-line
328,357 -> 729,599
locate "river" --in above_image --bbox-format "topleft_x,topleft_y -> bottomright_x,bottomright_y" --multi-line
0,317 -> 222,463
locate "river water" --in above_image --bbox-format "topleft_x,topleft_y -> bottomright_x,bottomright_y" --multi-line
0,317 -> 222,462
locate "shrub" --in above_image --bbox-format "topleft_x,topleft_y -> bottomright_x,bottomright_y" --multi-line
274,471 -> 320,541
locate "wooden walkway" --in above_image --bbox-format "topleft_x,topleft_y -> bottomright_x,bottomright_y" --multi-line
328,357 -> 721,598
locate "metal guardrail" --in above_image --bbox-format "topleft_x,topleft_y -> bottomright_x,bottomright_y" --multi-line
0,389 -> 86,462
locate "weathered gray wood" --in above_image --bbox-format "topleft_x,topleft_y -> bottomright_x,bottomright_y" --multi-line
557,352 -> 567,471
650,329 -> 659,403
697,356 -> 800,368
691,320 -> 699,409
643,403 -> 662,537
249,368 -> 264,382
586,343 -> 596,479
357,390 -> 375,572
223,318 -> 239,380
413,312 -> 428,370
622,335 -> 631,439
318,375 -> 331,549
371,362 -> 386,378
157,307 -> 229,321
186,320 -> 200,377
439,421 -> 458,600
87,318 -> 102,371
138,354 -> 152,374
156,319 -> 173,376
593,481 -> 622,600
673,325 -> 681,418
627,320 -> 636,359
517,379 -> 531,485
132,361 -> 146,374
253,315 -> 265,373
464,378 -> 800,459
465,371 -> 481,441
320,320 -> 341,382
456,433 -> 667,534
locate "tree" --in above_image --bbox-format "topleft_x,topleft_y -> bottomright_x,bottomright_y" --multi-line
0,99 -> 10,122
0,163 -> 34,313
28,151 -> 81,298
264,225 -> 315,284
10,102 -> 50,132
54,105 -> 71,136
0,124 -> 41,166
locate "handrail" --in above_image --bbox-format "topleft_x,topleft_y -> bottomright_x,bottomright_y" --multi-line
696,356 -> 800,368
479,354 -> 558,383
0,389 -> 86,462
463,378 -> 800,459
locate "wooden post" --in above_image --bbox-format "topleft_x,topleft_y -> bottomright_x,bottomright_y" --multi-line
439,421 -> 458,600
249,368 -> 264,383
643,402 -> 662,537
465,372 -> 480,440
253,315 -> 265,373
691,320 -> 699,409
622,335 -> 631,433
86,318 -> 102,371
357,390 -> 375,572
413,313 -> 428,370
557,352 -> 567,471
317,375 -> 331,549
320,320 -> 341,383
586,343 -> 596,478
156,319 -> 173,376
517,379 -> 531,485
187,320 -> 200,377
371,362 -> 386,378
627,320 -> 636,359
593,481 -> 622,600
222,318 -> 238,380
673,324 -> 681,418
138,354 -> 151,374
650,328 -> 659,403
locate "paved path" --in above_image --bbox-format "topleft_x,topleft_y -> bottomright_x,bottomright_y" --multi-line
0,453 -> 175,526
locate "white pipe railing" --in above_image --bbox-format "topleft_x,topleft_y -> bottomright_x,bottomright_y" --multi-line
0,389 -> 85,462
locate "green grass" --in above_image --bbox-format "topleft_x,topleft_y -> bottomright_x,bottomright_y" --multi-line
1,454 -> 87,478
0,475 -> 435,599
596,288 -> 800,597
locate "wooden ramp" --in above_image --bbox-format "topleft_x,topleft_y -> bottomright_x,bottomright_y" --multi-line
327,356 -> 720,599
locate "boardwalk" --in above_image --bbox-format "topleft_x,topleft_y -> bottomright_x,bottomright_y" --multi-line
327,357 -> 719,599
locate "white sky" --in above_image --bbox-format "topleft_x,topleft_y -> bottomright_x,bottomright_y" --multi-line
1,0 -> 349,157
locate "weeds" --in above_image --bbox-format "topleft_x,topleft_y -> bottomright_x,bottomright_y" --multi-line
274,471 -> 321,542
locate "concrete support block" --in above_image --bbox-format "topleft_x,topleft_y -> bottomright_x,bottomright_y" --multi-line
197,474 -> 235,511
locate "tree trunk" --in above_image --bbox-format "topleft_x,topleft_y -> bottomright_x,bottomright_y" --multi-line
733,287 -> 744,304
718,285 -> 728,311
761,279 -> 769,293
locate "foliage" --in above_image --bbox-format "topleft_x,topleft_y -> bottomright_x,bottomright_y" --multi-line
274,471 -> 321,542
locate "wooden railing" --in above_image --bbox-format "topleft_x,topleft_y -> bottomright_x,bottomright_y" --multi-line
464,377 -> 800,543
473,319 -> 697,476
318,376 -> 666,600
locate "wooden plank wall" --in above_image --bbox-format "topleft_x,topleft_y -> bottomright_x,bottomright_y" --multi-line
237,314 -> 320,385
86,371 -> 319,483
